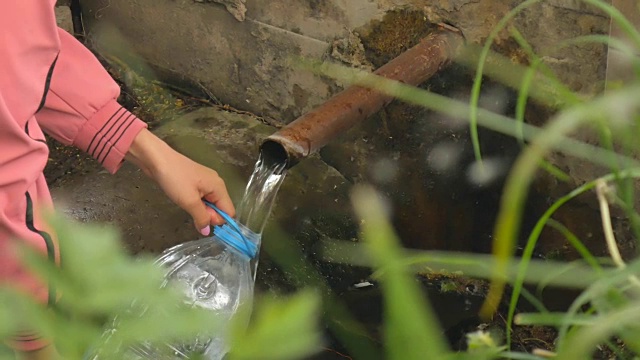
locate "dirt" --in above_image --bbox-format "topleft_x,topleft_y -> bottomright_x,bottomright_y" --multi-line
330,31 -> 374,71
44,139 -> 97,187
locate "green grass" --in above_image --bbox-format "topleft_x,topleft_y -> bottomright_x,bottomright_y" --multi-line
312,0 -> 640,357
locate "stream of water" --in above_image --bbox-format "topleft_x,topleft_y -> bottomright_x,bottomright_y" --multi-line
235,152 -> 288,278
237,152 -> 288,233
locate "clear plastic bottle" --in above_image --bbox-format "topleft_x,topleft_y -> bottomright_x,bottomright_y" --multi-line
157,222 -> 259,358
89,218 -> 260,360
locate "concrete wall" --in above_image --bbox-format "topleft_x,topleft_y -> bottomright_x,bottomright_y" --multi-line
80,0 -> 609,123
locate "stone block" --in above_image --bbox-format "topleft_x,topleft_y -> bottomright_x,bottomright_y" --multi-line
55,5 -> 73,34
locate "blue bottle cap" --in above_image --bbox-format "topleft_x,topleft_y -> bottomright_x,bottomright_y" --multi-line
203,200 -> 258,259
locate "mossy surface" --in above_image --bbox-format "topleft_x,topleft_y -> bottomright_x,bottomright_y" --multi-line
359,9 -> 437,68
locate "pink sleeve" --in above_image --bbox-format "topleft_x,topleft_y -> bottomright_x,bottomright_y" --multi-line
36,28 -> 147,174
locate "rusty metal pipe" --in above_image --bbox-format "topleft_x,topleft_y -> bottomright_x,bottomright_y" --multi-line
261,29 -> 464,168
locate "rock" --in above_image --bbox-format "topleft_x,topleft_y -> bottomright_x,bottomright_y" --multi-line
79,0 -> 609,122
55,5 -> 73,34
194,0 -> 247,21
330,31 -> 374,71
211,0 -> 247,22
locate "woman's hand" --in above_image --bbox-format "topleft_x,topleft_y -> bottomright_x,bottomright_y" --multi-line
125,129 -> 235,236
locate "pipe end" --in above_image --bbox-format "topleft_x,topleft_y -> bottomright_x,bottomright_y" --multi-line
260,139 -> 293,169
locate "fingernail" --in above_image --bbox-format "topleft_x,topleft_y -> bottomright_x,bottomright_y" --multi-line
200,226 -> 211,236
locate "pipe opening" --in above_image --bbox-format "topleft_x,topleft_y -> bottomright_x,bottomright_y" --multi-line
260,139 -> 290,171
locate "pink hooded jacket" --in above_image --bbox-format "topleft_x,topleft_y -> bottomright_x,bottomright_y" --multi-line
0,0 -> 147,328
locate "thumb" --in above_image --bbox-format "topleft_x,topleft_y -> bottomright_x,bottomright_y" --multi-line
186,200 -> 213,236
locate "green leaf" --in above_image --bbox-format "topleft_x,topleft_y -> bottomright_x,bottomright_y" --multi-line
0,215 -> 234,358
466,330 -> 505,355
229,290 -> 322,360
351,185 -> 449,359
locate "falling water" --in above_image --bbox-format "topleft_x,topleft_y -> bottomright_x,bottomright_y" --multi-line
236,151 -> 288,235
235,151 -> 288,278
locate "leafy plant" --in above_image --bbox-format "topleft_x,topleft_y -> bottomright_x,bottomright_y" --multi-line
0,215 -> 322,360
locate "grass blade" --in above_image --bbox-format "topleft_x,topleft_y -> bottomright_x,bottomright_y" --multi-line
351,185 -> 449,359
